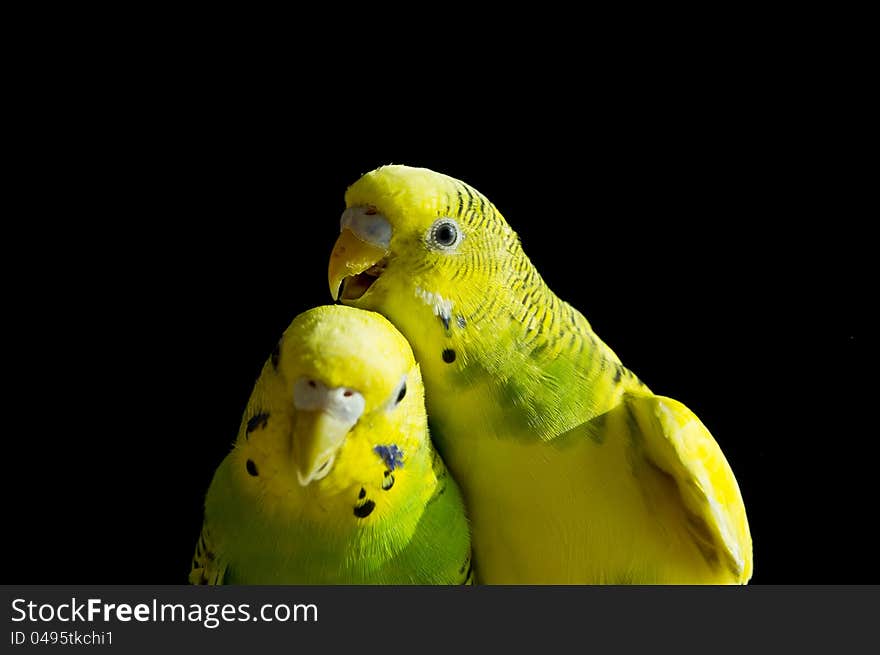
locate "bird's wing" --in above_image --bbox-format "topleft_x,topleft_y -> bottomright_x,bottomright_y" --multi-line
625,393 -> 753,583
188,523 -> 227,585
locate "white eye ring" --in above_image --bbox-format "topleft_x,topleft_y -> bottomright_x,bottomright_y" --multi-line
427,218 -> 463,251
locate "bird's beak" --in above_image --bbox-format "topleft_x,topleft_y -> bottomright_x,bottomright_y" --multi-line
292,377 -> 365,486
328,228 -> 389,302
329,207 -> 391,301
292,410 -> 355,486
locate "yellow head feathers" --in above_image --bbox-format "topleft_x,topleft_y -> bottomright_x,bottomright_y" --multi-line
277,304 -> 417,414
330,165 -> 521,304
232,305 -> 426,496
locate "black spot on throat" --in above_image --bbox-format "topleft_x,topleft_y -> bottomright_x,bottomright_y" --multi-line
353,500 -> 376,518
358,487 -> 366,499
442,348 -> 456,363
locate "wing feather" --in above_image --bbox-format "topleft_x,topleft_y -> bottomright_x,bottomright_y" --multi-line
188,523 -> 227,585
626,393 -> 753,582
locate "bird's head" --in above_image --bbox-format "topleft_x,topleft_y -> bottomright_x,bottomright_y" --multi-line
233,305 -> 426,512
328,165 -> 524,337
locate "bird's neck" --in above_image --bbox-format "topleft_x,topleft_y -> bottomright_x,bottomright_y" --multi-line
463,269 -> 645,442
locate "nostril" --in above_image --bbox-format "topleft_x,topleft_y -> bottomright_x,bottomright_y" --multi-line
343,390 -> 354,397
308,380 -> 317,388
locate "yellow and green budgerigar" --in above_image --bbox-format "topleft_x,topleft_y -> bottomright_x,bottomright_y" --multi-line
190,305 -> 474,584
327,165 -> 753,584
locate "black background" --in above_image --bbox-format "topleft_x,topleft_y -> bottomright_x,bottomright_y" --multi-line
6,50 -> 870,585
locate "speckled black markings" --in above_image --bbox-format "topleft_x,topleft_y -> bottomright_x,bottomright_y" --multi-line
270,340 -> 281,369
353,500 -> 375,518
623,401 -> 642,446
382,470 -> 395,490
191,531 -> 218,585
685,510 -> 721,567
613,364 -> 624,384
442,348 -> 456,363
430,467 -> 448,504
459,553 -> 474,584
246,412 -> 270,436
246,459 -> 258,476
456,315 -> 466,328
587,412 -> 607,445
530,342 -> 548,358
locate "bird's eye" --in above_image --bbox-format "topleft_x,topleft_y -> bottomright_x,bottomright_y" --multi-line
427,218 -> 462,250
395,380 -> 407,404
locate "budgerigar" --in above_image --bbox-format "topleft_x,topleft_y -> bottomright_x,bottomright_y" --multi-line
190,305 -> 474,584
327,165 -> 752,584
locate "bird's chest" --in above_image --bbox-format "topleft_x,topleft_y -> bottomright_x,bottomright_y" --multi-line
428,394 -> 664,584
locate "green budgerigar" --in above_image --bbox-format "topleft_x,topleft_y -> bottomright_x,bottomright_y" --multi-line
328,165 -> 753,584
190,305 -> 474,584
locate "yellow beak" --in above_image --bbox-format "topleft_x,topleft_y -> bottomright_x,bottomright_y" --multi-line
328,228 -> 388,301
292,409 -> 353,486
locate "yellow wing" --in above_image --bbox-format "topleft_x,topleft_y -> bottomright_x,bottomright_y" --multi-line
625,393 -> 753,583
188,523 -> 227,585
